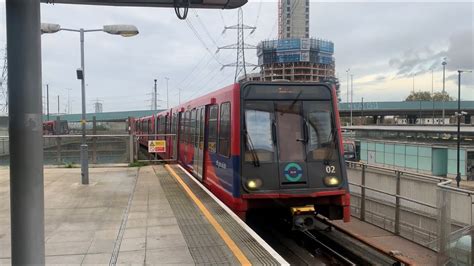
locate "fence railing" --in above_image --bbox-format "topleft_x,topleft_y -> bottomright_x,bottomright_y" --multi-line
133,134 -> 177,163
0,134 -> 177,166
346,161 -> 474,263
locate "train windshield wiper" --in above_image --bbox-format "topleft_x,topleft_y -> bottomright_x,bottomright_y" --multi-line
244,129 -> 260,167
288,90 -> 303,112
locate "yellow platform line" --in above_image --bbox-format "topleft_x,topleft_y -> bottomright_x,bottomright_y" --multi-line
163,164 -> 252,266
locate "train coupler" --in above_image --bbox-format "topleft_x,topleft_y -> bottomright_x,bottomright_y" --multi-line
290,206 -> 317,231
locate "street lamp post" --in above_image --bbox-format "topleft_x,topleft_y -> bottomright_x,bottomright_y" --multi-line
41,23 -> 139,185
46,84 -> 50,121
346,68 -> 350,103
442,58 -> 447,125
350,74 -> 353,126
431,69 -> 434,124
154,79 -> 158,111
165,77 -> 170,109
455,69 -> 472,188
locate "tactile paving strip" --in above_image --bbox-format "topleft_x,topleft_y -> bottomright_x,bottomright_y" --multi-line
170,165 -> 281,266
154,167 -> 239,265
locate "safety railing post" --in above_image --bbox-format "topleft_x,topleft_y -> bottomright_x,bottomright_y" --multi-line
56,137 -> 61,165
135,136 -> 139,162
92,116 -> 97,164
129,134 -> 134,163
437,188 -> 451,262
395,171 -> 401,235
361,164 -> 366,221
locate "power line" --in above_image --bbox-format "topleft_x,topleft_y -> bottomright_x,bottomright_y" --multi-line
185,19 -> 223,66
178,48 -> 234,97
219,10 -> 227,27
192,10 -> 219,48
246,0 -> 262,39
174,24 -> 232,93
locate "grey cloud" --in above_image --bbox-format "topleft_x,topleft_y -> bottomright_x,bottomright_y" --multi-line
445,30 -> 474,71
447,73 -> 474,86
388,29 -> 473,79
374,75 -> 386,82
388,46 -> 447,78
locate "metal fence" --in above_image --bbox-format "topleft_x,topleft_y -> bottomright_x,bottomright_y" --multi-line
133,134 -> 177,163
346,161 -> 474,263
0,133 -> 178,166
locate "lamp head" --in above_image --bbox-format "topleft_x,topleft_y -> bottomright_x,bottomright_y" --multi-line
103,25 -> 139,37
41,23 -> 61,34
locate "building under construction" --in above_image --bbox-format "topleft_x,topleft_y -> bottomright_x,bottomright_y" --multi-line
256,0 -> 336,83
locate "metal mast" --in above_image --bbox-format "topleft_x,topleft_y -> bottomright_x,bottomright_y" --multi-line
217,8 -> 257,82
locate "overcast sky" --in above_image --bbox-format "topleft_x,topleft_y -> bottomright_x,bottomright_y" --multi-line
0,1 -> 473,113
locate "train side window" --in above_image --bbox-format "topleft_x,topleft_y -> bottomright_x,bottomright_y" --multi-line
185,111 -> 191,143
160,116 -> 164,134
158,117 -> 161,134
218,102 -> 231,157
208,105 -> 218,153
163,116 -> 167,134
194,109 -> 199,148
158,117 -> 164,134
190,110 -> 196,145
199,108 -> 205,149
179,113 -> 184,143
183,112 -> 188,143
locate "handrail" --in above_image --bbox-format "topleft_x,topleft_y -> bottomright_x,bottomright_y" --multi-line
349,182 -> 437,209
347,161 -> 474,196
347,160 -> 474,253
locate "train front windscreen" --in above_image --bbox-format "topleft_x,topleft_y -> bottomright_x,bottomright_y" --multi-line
241,83 -> 345,194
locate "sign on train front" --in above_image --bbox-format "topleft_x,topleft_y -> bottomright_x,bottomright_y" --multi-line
149,140 -> 166,153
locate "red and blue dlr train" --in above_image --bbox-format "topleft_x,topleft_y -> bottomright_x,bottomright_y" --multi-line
134,82 -> 350,223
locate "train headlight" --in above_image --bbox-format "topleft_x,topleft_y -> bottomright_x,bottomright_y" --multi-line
324,176 -> 340,186
246,179 -> 262,190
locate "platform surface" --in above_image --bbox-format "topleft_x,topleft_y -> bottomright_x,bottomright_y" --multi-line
333,218 -> 439,264
0,165 -> 284,265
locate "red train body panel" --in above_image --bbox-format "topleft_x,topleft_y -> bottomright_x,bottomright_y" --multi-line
43,120 -> 69,135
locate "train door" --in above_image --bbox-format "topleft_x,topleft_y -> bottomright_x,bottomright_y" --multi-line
192,107 -> 205,179
178,111 -> 184,162
192,109 -> 199,176
274,101 -> 309,188
172,114 -> 178,159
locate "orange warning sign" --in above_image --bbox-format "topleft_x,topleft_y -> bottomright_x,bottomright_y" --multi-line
149,140 -> 166,153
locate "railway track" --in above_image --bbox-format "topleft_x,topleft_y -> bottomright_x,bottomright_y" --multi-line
247,210 -> 402,265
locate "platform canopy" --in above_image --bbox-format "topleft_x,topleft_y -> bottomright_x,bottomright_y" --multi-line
40,0 -> 247,9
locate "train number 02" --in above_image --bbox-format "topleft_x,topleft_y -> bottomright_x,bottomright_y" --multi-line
325,165 -> 336,174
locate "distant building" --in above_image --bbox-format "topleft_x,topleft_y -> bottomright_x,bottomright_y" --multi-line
279,0 -> 309,39
257,38 -> 335,82
255,0 -> 338,96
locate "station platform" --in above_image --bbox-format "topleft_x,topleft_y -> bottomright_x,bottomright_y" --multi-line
0,165 -> 286,265
332,218 -> 438,264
